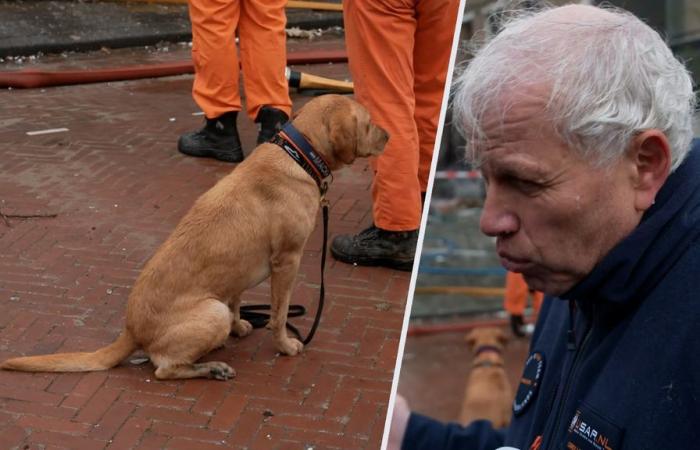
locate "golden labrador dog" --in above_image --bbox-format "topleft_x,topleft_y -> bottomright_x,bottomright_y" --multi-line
458,327 -> 512,428
0,94 -> 388,381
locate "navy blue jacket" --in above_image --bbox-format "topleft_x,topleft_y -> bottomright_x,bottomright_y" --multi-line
403,143 -> 700,450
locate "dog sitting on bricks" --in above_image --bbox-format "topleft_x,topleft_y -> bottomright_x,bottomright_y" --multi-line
0,94 -> 388,381
458,326 -> 513,428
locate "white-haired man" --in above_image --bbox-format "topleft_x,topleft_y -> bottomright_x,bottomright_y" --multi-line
390,4 -> 700,450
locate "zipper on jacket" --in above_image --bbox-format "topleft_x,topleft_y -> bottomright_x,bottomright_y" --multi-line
540,300 -> 594,449
566,300 -> 577,351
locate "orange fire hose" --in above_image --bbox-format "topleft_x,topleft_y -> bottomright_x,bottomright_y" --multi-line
0,49 -> 348,89
123,0 -> 343,11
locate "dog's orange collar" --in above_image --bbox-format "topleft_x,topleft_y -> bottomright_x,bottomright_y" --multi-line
474,344 -> 503,357
272,122 -> 333,195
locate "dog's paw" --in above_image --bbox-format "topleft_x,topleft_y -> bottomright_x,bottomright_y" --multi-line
231,319 -> 253,337
278,337 -> 304,356
206,362 -> 236,381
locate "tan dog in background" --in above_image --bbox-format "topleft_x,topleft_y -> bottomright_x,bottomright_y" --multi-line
459,327 -> 513,428
0,94 -> 388,381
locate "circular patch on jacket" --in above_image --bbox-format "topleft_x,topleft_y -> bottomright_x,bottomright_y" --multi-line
513,351 -> 545,416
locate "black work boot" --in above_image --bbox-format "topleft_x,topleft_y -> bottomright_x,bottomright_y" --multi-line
510,314 -> 526,338
178,111 -> 243,163
255,106 -> 289,144
330,225 -> 418,272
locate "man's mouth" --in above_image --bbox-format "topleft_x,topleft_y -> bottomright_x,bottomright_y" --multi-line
498,252 -> 534,273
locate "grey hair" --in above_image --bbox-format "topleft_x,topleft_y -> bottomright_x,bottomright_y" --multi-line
453,3 -> 696,171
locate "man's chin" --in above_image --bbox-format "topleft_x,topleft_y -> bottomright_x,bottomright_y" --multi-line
522,273 -> 575,297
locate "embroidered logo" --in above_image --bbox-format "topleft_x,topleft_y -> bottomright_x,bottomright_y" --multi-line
566,404 -> 624,450
513,351 -> 545,416
284,144 -> 300,159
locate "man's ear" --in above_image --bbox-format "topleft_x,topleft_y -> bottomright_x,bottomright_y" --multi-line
627,130 -> 671,211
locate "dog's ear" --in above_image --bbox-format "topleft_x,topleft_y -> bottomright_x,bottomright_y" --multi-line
464,330 -> 478,349
328,107 -> 359,165
495,328 -> 509,347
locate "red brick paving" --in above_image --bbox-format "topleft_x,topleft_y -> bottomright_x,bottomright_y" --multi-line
0,38 -> 408,449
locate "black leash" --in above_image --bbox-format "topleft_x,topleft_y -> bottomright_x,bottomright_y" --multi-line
239,203 -> 328,345
239,122 -> 331,346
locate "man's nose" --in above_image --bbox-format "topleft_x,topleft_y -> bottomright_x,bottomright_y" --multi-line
479,187 -> 519,237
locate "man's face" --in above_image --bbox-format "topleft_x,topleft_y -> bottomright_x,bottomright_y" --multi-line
478,90 -> 643,295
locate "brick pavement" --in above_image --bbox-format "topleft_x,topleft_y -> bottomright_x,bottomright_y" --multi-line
0,40 -> 409,449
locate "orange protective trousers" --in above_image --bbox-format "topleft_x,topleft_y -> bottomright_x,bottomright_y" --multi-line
187,0 -> 292,120
344,0 -> 460,231
504,271 -> 544,317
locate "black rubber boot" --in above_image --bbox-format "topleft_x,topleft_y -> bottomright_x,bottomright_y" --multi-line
330,225 -> 418,272
177,111 -> 243,163
255,106 -> 289,144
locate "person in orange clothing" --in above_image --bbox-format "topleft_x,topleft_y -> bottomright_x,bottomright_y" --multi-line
503,271 -> 543,337
330,0 -> 461,271
178,0 -> 293,163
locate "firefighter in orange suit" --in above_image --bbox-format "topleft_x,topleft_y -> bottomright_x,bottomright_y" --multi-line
178,0 -> 293,163
504,271 -> 543,337
330,0 -> 461,271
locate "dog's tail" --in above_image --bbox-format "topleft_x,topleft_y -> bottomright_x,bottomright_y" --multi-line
0,331 -> 137,373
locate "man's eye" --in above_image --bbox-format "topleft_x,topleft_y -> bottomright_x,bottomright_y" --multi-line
509,177 -> 542,194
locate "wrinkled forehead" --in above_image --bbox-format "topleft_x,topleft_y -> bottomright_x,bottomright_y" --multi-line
469,84 -> 555,165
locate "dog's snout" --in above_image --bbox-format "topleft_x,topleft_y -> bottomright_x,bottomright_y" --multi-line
368,123 -> 389,155
376,125 -> 389,145
379,124 -> 389,138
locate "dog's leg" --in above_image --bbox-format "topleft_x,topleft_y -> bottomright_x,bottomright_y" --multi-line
229,298 -> 253,337
269,252 -> 304,356
148,298 -> 235,381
